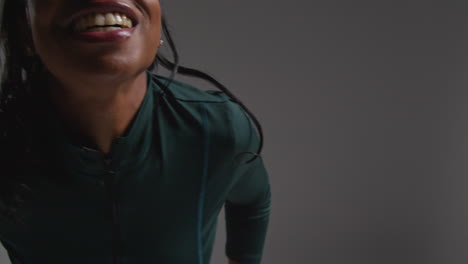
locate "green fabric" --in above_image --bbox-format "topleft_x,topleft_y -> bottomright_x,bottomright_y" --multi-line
0,71 -> 271,264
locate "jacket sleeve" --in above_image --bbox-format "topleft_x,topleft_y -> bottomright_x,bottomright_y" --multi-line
224,102 -> 272,264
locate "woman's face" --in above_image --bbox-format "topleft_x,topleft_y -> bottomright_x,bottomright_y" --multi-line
24,0 -> 161,84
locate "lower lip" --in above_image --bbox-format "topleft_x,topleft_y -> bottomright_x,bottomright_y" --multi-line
72,27 -> 135,42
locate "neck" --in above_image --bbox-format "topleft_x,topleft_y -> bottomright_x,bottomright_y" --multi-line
45,71 -> 148,155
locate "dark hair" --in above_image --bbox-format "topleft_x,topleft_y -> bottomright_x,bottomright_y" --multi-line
0,1 -> 263,222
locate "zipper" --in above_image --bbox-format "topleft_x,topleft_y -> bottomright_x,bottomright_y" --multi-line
103,156 -> 122,264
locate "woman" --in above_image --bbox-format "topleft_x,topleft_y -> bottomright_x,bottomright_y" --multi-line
0,0 -> 271,264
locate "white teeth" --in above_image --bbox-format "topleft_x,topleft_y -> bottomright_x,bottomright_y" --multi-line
73,12 -> 134,32
95,14 -> 105,26
105,13 -> 116,25
122,15 -> 129,27
114,13 -> 122,24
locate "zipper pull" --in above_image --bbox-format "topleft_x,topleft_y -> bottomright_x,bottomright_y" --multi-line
103,156 -> 117,176
104,157 -> 112,166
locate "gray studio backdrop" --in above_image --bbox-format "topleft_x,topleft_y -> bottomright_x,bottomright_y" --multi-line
1,1 -> 466,264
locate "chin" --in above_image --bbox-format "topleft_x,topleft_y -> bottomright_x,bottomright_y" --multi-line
40,48 -> 155,86
79,66 -> 143,82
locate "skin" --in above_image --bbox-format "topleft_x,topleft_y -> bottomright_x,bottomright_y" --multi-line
22,1 -> 247,263
24,0 -> 161,153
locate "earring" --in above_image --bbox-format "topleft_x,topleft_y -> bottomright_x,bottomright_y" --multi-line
159,40 -> 164,47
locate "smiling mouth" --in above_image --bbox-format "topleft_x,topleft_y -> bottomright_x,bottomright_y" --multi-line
73,12 -> 134,32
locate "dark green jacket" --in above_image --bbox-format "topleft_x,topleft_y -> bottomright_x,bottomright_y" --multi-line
0,71 -> 271,264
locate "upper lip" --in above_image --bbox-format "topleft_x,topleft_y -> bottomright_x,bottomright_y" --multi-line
63,1 -> 139,30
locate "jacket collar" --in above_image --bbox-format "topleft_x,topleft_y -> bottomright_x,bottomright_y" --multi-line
37,71 -> 156,179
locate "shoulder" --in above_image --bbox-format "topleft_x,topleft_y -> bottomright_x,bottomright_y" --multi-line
149,72 -> 259,155
150,73 -> 231,103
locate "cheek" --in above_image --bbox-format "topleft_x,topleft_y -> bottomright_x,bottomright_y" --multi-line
142,0 -> 161,30
29,22 -> 63,73
27,4 -> 61,60
139,1 -> 162,59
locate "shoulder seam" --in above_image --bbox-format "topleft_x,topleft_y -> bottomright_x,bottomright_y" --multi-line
150,73 -> 231,103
